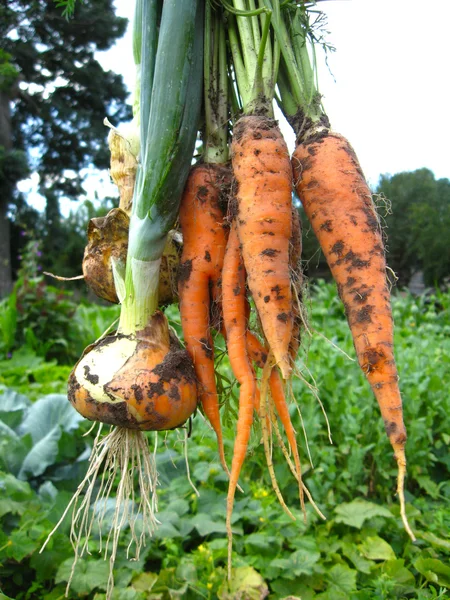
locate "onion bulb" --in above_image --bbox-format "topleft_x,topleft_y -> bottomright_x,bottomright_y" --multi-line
68,311 -> 198,430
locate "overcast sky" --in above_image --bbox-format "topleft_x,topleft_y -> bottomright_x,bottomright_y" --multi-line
99,0 -> 450,189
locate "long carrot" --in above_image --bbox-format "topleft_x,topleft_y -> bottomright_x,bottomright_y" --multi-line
271,2 -> 414,538
231,115 -> 293,379
222,220 -> 256,575
178,163 -> 230,475
292,132 -> 414,539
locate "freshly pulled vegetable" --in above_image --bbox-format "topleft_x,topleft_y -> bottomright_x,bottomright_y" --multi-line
69,311 -> 198,430
82,208 -> 129,304
82,213 -> 181,306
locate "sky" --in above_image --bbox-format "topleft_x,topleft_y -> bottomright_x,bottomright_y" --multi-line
20,0 -> 450,212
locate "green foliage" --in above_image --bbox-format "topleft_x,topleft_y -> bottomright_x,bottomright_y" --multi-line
0,50 -> 19,91
1,0 -> 132,291
376,169 -> 450,286
0,283 -> 449,599
0,238 -> 120,366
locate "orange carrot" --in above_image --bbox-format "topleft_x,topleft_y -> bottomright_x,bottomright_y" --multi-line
289,205 -> 303,361
178,163 -> 230,475
222,220 -> 256,573
293,132 -> 414,539
231,115 -> 293,379
246,331 -> 304,513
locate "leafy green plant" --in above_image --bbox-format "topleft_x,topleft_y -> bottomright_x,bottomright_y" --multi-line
0,285 -> 449,599
0,350 -> 70,400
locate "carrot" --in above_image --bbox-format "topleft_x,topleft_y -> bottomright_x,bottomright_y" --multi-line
289,205 -> 303,361
231,115 -> 293,379
246,331 -> 305,514
222,220 -> 256,575
178,163 -> 230,475
292,132 -> 414,539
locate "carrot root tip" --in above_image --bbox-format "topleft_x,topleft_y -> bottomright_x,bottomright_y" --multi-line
393,444 -> 416,542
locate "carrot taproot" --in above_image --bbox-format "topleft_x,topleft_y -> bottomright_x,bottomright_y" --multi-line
231,115 -> 293,379
289,205 -> 303,361
222,220 -> 256,575
292,132 -> 414,539
246,331 -> 305,514
178,163 -> 230,475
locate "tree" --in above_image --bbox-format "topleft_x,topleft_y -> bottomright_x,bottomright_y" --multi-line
376,169 -> 450,287
0,0 -> 132,296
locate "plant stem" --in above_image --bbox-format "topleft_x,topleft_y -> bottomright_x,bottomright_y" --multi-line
223,0 -> 277,115
204,4 -> 229,164
271,3 -> 326,130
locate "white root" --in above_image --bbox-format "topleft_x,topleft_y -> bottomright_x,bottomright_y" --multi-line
40,425 -> 159,600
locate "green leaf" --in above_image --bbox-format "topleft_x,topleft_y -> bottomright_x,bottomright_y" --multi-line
131,572 -> 158,593
0,420 -> 29,475
325,564 -> 357,595
271,576 -> 314,600
382,559 -> 415,585
416,475 -> 441,499
358,536 -> 396,561
334,500 -> 393,529
94,589 -> 142,600
0,388 -> 31,429
55,557 -> 110,595
414,557 -> 450,588
341,542 -> 374,574
38,481 -> 59,503
19,394 -> 82,442
6,528 -> 41,562
218,566 -> 269,600
175,561 -> 197,585
192,513 -> 228,536
15,394 -> 83,479
18,426 -> 63,479
269,549 -> 321,580
418,531 -> 450,551
0,472 -> 34,517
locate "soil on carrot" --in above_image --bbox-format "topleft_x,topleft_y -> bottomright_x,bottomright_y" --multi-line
178,259 -> 193,284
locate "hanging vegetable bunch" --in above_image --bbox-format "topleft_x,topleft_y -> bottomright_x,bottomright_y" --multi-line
44,0 -> 415,596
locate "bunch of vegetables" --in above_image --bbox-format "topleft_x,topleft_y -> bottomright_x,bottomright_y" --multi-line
45,0 -> 415,596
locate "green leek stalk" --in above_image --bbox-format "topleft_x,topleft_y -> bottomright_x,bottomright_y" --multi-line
119,0 -> 203,334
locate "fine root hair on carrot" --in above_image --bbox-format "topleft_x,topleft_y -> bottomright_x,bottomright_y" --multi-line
292,362 -> 333,446
184,427 -> 200,498
260,357 -> 295,521
40,426 -> 159,600
309,326 -> 355,362
393,443 -> 416,541
269,394 -> 326,521
386,265 -> 399,290
292,281 -> 312,339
